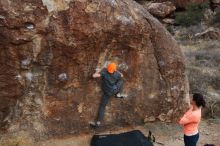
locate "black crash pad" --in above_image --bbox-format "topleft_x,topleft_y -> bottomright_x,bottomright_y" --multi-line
91,130 -> 154,146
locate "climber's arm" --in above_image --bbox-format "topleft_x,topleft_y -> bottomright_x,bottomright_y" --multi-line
92,72 -> 101,78
117,71 -> 124,78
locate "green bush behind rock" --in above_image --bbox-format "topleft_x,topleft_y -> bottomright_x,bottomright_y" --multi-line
175,3 -> 209,27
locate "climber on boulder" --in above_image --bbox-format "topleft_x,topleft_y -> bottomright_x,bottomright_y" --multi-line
90,62 -> 127,128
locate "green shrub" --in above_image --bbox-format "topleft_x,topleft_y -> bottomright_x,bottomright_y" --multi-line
213,11 -> 220,24
166,25 -> 174,35
175,3 -> 209,27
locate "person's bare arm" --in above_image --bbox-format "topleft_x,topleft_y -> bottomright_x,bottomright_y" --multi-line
92,72 -> 101,78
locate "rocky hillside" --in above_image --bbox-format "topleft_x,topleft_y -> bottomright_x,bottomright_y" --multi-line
136,0 -> 220,118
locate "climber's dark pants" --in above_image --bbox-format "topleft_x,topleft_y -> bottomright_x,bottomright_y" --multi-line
115,80 -> 123,94
97,93 -> 110,122
97,80 -> 124,122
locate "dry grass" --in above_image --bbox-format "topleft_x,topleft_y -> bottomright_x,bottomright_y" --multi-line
176,26 -> 220,118
0,131 -> 33,146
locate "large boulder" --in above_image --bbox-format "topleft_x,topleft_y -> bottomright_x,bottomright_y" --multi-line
211,0 -> 220,11
212,0 -> 220,4
0,0 -> 189,138
194,27 -> 220,39
147,2 -> 176,18
156,0 -> 207,8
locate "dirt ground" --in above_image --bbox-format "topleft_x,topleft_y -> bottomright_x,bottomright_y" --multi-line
34,119 -> 220,146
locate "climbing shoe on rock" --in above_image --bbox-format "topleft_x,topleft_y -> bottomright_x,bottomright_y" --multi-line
115,93 -> 128,99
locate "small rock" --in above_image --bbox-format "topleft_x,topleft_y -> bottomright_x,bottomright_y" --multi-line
144,116 -> 156,122
163,18 -> 175,25
147,2 -> 176,18
194,27 -> 220,40
204,9 -> 215,22
166,109 -> 173,117
158,113 -> 166,121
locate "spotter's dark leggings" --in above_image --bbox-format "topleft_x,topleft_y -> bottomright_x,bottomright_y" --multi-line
184,133 -> 199,146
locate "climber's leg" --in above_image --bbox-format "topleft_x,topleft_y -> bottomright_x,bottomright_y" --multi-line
90,93 -> 110,128
97,93 -> 110,121
116,80 -> 124,93
114,80 -> 127,99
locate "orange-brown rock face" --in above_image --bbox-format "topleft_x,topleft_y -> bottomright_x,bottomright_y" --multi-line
147,2 -> 176,18
0,0 -> 189,138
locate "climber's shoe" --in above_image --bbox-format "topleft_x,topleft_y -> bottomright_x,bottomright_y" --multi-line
115,93 -> 128,99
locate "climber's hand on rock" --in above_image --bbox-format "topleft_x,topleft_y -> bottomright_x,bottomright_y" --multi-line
93,72 -> 101,78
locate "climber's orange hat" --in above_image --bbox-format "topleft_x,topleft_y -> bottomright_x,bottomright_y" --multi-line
107,63 -> 117,74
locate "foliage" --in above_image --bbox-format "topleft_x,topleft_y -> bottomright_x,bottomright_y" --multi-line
175,3 -> 209,27
166,25 -> 174,35
213,11 -> 220,24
